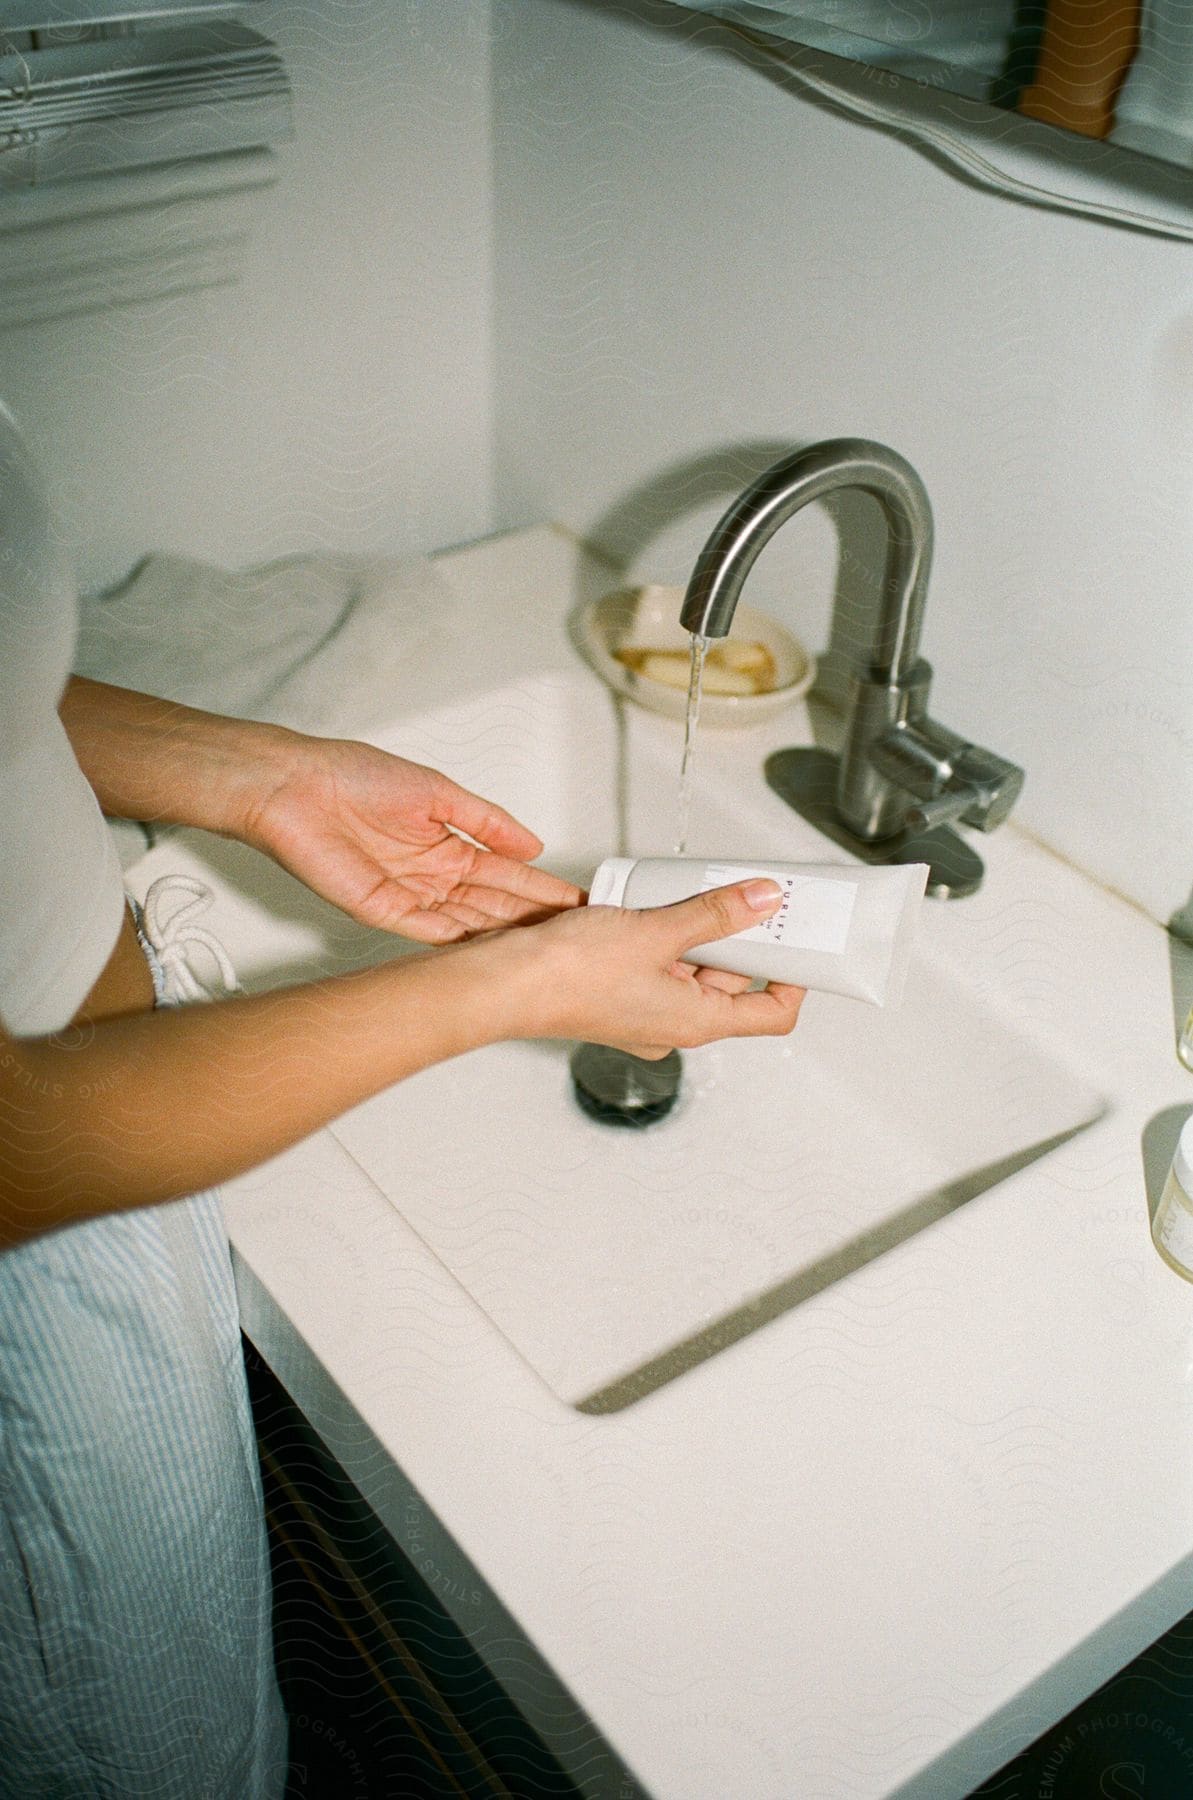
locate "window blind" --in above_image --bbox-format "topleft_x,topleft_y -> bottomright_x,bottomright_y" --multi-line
0,0 -> 289,188
7,3 -> 248,30
0,0 -> 289,324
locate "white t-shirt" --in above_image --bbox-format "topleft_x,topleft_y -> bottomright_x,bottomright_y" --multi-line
0,402 -> 126,1033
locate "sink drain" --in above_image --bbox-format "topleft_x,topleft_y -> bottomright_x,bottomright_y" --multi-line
569,1043 -> 682,1128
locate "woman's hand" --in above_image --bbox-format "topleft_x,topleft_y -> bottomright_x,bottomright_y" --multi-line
61,678 -> 583,943
241,733 -> 583,942
0,879 -> 804,1250
466,878 -> 806,1056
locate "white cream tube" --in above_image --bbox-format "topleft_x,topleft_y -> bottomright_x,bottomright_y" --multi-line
588,856 -> 929,1007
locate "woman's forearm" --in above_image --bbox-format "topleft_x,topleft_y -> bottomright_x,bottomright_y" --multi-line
59,675 -> 291,838
0,879 -> 802,1254
0,940 -> 511,1251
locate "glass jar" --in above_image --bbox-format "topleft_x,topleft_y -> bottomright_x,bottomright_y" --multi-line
1179,1002 -> 1193,1073
1153,1113 -> 1193,1281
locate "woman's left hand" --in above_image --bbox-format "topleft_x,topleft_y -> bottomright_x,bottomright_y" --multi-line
243,733 -> 583,942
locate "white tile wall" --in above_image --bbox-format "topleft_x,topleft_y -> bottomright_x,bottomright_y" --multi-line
490,0 -> 1193,929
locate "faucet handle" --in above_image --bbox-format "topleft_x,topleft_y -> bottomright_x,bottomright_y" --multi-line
868,718 -> 955,799
947,742 -> 1025,831
902,785 -> 983,835
871,722 -> 1024,836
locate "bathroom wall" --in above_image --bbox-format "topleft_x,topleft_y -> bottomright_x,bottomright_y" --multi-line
2,0 -> 495,592
490,0 -> 1193,930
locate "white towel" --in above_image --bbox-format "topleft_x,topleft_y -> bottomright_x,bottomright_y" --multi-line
76,548 -> 465,867
75,548 -> 463,737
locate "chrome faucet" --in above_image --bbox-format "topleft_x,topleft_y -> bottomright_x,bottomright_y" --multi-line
680,437 -> 1023,895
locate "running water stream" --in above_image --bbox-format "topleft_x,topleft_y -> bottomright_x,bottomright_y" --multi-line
674,631 -> 708,855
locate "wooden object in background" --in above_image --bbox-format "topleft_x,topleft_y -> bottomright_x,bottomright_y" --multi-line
1019,0 -> 1143,138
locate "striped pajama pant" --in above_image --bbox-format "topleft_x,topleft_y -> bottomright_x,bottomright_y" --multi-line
0,899 -> 287,1796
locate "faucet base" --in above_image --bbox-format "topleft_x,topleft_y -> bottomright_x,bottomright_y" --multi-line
764,748 -> 985,899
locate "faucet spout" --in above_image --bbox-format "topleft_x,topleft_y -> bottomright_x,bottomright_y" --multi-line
679,437 -> 933,682
678,435 -> 1024,892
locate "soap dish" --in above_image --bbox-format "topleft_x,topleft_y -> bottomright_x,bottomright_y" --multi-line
573,584 -> 815,727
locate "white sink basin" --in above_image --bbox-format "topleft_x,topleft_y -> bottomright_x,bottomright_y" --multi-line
156,668 -> 1105,1411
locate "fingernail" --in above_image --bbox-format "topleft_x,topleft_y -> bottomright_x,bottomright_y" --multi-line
742,878 -> 783,911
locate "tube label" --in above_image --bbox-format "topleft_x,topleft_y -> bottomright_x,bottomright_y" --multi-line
1157,1178 -> 1193,1276
701,863 -> 857,954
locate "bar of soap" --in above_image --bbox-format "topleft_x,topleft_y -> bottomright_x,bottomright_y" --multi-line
717,640 -> 774,679
615,639 -> 777,696
667,654 -> 755,695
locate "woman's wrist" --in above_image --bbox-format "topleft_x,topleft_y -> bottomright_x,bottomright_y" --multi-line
417,928 -> 549,1052
60,676 -> 304,841
189,711 -> 307,843
137,700 -> 301,842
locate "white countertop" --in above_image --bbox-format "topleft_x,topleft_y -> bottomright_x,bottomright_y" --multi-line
137,525 -> 1193,1799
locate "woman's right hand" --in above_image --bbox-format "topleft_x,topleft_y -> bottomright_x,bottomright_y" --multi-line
467,878 -> 806,1058
0,877 -> 804,1250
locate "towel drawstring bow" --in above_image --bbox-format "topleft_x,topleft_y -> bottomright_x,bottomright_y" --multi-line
141,874 -> 239,1004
